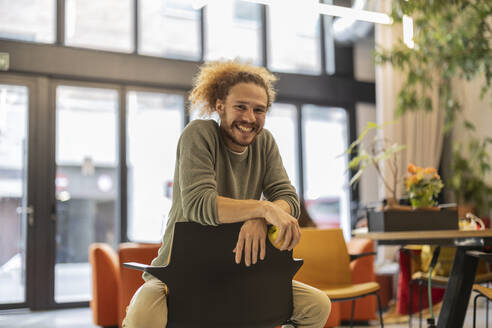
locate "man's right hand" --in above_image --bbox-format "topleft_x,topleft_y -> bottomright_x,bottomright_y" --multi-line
262,201 -> 301,251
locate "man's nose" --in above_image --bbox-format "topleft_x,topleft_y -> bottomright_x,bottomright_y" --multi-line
242,107 -> 256,123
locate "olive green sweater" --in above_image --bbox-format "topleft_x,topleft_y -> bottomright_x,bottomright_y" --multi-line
145,119 -> 300,280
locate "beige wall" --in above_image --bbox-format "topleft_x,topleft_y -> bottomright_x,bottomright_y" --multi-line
354,35 -> 376,83
356,102 -> 380,204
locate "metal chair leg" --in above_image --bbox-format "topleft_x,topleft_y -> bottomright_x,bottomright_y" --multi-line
419,281 -> 423,328
474,293 -> 480,328
487,296 -> 489,328
376,293 -> 384,328
350,299 -> 355,328
409,279 -> 414,328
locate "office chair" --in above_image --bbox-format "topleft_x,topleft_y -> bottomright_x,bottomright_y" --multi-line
293,228 -> 384,328
124,221 -> 303,328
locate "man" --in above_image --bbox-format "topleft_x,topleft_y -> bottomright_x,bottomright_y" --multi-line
123,60 -> 331,328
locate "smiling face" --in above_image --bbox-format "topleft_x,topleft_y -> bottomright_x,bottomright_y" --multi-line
216,82 -> 268,152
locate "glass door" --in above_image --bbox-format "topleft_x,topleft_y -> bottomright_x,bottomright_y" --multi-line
0,83 -> 30,306
53,83 -> 119,303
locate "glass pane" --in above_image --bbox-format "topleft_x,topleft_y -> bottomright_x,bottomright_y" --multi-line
55,85 -> 118,302
127,91 -> 184,242
302,105 -> 349,231
65,0 -> 134,52
264,103 -> 299,193
205,0 -> 262,65
0,85 -> 28,304
0,0 -> 56,43
268,1 -> 321,74
139,0 -> 200,60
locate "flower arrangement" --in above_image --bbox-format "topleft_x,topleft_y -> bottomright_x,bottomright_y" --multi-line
405,164 -> 444,209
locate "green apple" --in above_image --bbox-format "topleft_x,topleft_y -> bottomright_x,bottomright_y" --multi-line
268,225 -> 283,249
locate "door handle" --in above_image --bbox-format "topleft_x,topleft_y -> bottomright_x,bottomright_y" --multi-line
16,205 -> 34,226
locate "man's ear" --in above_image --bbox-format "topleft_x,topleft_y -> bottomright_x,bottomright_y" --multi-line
216,100 -> 225,114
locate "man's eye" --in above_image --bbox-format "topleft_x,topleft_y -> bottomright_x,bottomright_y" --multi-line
255,108 -> 266,113
236,105 -> 246,110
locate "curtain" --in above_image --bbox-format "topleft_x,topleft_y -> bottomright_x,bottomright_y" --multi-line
375,0 -> 445,200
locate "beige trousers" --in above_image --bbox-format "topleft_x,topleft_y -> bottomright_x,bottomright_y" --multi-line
123,278 -> 331,328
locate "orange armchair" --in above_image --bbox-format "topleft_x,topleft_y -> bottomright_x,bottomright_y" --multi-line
341,236 -> 378,322
293,228 -> 383,327
89,242 -> 160,327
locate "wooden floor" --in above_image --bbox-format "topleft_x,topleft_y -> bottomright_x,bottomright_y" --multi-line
0,297 -> 490,328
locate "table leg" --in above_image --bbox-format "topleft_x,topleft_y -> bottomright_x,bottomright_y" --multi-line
437,247 -> 478,328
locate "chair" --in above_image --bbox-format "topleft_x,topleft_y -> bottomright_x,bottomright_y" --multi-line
408,251 -> 492,328
124,222 -> 303,328
466,250 -> 492,328
89,242 -> 161,327
473,284 -> 491,328
292,228 -> 384,328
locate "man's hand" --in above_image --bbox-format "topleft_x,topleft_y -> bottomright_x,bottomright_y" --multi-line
263,201 -> 301,251
233,218 -> 267,266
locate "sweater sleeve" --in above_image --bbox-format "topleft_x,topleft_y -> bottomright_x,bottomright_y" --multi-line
177,121 -> 220,226
261,130 -> 300,219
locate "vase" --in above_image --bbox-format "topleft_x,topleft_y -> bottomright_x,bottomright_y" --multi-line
409,189 -> 436,209
367,208 -> 458,232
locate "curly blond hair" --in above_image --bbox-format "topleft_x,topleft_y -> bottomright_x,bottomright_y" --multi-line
188,60 -> 277,116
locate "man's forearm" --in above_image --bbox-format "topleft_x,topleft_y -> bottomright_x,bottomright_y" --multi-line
272,199 -> 292,215
216,196 -> 265,224
216,196 -> 293,224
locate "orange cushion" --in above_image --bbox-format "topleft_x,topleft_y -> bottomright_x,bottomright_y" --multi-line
340,238 -> 377,321
118,243 -> 161,327
89,243 -> 119,327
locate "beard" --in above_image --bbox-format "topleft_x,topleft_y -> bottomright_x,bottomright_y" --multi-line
220,120 -> 262,149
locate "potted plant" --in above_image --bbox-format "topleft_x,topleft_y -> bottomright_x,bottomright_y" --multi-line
369,1 -> 492,230
405,164 -> 444,209
346,121 -> 406,208
347,123 -> 457,232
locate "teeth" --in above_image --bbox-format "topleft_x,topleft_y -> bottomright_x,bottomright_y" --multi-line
237,125 -> 253,132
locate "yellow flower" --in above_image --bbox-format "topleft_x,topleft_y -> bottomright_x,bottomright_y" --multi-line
407,174 -> 419,189
407,163 -> 417,174
424,167 -> 437,175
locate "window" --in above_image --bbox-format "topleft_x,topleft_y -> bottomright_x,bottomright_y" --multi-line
302,105 -> 350,232
264,103 -> 299,193
126,91 -> 184,242
65,0 -> 134,52
267,1 -> 321,74
55,85 -> 119,302
0,0 -> 56,43
205,0 -> 262,65
139,0 -> 201,60
0,85 -> 29,304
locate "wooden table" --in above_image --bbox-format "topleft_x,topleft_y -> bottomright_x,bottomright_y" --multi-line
353,229 -> 492,328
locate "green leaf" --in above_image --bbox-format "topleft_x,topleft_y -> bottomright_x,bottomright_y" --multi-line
464,120 -> 476,131
349,170 -> 364,186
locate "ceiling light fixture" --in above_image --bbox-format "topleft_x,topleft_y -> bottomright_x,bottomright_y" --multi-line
318,3 -> 392,25
197,0 -> 393,26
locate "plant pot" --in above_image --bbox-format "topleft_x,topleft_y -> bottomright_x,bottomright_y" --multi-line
367,208 -> 458,232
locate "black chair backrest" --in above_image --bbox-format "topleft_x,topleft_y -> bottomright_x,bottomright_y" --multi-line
124,221 -> 303,328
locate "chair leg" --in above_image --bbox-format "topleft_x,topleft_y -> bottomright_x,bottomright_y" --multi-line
409,280 -> 414,328
487,296 -> 489,328
376,293 -> 384,328
418,281 -> 423,328
350,299 -> 355,328
474,293 -> 480,328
